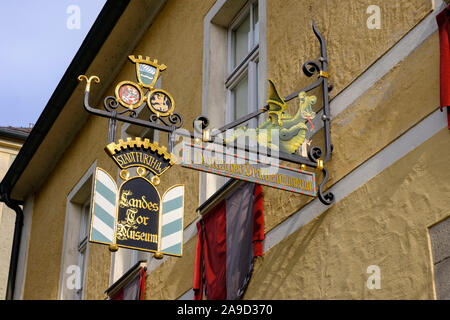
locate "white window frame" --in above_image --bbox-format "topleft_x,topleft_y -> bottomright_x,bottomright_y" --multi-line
225,0 -> 260,126
200,0 -> 266,203
75,201 -> 91,299
58,161 -> 96,300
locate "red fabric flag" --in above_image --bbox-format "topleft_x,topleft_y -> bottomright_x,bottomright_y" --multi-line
437,4 -> 450,129
111,288 -> 124,300
111,267 -> 146,300
193,219 -> 204,300
193,183 -> 264,300
252,184 -> 264,257
138,268 -> 146,300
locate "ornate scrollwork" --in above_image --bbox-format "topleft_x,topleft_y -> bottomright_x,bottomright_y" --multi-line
168,112 -> 183,128
78,75 -> 100,92
193,115 -> 210,134
79,23 -> 335,206
317,167 -> 335,205
302,60 -> 321,78
308,146 -> 323,162
149,113 -> 159,123
148,113 -> 183,129
127,110 -> 136,118
149,112 -> 183,129
104,96 -> 120,112
103,96 -> 139,118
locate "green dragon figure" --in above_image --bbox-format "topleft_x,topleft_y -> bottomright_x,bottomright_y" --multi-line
225,79 -> 317,155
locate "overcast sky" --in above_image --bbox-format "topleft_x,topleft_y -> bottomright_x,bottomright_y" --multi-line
0,0 -> 106,128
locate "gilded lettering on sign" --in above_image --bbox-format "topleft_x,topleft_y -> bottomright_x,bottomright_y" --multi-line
115,177 -> 161,252
182,143 -> 316,196
119,189 -> 160,212
116,207 -> 158,244
113,151 -> 164,174
105,138 -> 175,176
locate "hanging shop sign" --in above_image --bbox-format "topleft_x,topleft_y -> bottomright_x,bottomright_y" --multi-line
181,142 -> 316,196
79,56 -> 186,258
90,139 -> 185,257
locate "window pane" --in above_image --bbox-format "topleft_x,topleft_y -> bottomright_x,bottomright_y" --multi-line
79,203 -> 90,241
233,75 -> 248,120
233,13 -> 250,68
253,2 -> 259,45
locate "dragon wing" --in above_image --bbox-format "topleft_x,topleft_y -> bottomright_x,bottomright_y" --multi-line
266,80 -> 288,125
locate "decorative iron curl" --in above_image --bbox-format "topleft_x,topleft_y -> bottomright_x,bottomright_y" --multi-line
128,110 -> 137,118
193,115 -> 210,135
149,112 -> 183,129
103,96 -> 139,117
104,96 -> 120,112
149,113 -> 159,123
308,146 -> 322,162
168,112 -> 183,128
317,167 -> 335,205
302,60 -> 321,77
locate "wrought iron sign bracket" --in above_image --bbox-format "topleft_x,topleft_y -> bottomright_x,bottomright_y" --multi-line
78,21 -> 335,206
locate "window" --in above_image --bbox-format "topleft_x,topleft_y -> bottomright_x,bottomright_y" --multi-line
429,216 -> 450,299
226,0 -> 260,126
75,201 -> 91,299
201,0 -> 266,203
59,162 -> 96,300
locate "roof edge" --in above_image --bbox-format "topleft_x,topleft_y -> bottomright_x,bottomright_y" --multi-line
0,127 -> 30,141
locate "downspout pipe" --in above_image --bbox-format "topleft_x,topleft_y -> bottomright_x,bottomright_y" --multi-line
0,187 -> 24,300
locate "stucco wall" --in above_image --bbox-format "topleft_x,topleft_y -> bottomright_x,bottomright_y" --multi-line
266,0 -> 432,101
245,128 -> 450,299
263,28 -> 440,233
262,0 -> 434,231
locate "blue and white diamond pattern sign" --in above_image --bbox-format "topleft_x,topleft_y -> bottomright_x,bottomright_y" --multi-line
160,185 -> 185,256
89,167 -> 185,257
90,168 -> 118,245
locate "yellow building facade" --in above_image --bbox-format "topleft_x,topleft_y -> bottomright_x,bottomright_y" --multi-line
1,0 -> 450,300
